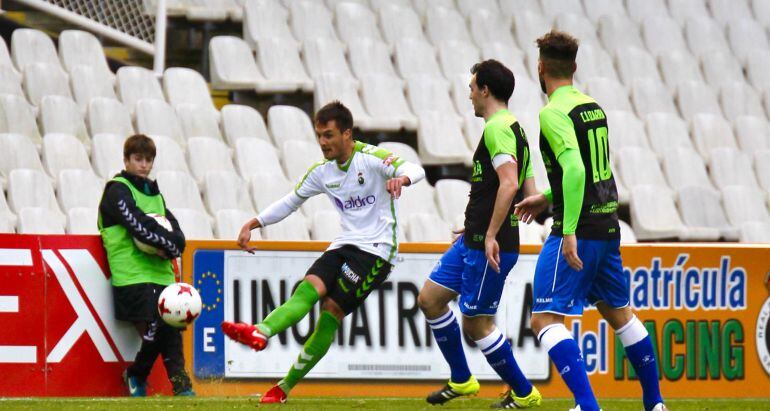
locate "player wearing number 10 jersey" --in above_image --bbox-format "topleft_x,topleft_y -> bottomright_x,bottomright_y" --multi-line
514,30 -> 666,411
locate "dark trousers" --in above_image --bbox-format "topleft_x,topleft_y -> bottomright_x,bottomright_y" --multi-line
127,318 -> 192,394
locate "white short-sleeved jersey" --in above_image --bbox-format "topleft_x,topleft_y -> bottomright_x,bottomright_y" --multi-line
294,141 -> 418,262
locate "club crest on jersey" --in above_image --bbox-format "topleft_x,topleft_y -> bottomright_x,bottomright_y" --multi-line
358,172 -> 365,185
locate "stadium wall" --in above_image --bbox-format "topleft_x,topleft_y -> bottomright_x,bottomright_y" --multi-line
2,234 -> 769,398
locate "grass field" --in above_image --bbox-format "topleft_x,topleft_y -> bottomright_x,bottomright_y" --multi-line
1,397 -> 770,410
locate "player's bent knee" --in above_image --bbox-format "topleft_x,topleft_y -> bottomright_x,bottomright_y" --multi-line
304,274 -> 328,297
531,312 -> 563,335
417,282 -> 452,319
461,316 -> 495,341
599,304 -> 634,330
320,298 -> 345,321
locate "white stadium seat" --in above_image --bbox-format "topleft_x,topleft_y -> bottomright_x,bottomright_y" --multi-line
0,94 -> 42,148
708,148 -> 760,190
740,222 -> 770,243
66,207 -> 99,235
718,82 -> 765,120
267,105 -> 316,147
598,15 -> 644,52
619,220 -> 637,244
163,67 -> 217,113
58,169 -> 103,212
541,0 -> 585,18
281,140 -> 323,183
335,2 -> 382,44
406,76 -> 458,119
457,0 -> 499,15
691,113 -> 738,161
378,142 -> 421,165
348,39 -> 398,79
116,66 -> 165,114
676,81 -> 722,121
461,110 -> 484,151
614,47 -> 661,85
701,50 -> 745,89
668,0 -> 710,25
395,39 -> 443,80
6,169 -> 64,225
221,104 -> 271,146
203,170 -> 255,215
726,19 -> 768,64
309,210 -> 342,241
398,180 -> 438,220
171,208 -> 214,240
18,207 -> 65,234
512,10 -> 550,51
70,65 -> 118,113
721,185 -> 770,227
11,29 -> 61,71
23,63 -> 71,107
434,179 -> 470,223
630,186 -> 685,240
605,110 -> 649,152
261,212 -> 309,240
574,43 -> 618,82
378,4 -> 427,44
662,147 -> 714,191
254,38 -> 314,92
481,42 -> 529,81
630,78 -> 677,116
41,133 -> 93,185
135,99 -> 186,147
299,194 -> 335,221
360,74 -> 418,131
288,0 -> 338,44
754,0 -> 770,26
406,213 -> 451,242
39,96 -> 91,149
685,17 -> 730,58
659,50 -> 703,89
555,12 -> 600,47
0,189 -> 17,232
678,186 -> 739,241
734,116 -> 769,152
584,78 -> 632,112
0,66 -> 25,98
303,38 -> 354,79
746,50 -> 770,91
438,41 -> 480,79
0,37 -> 20,82
616,147 -> 671,192
176,103 -> 223,141
500,0 -> 543,18
149,135 -> 190,176
242,0 -> 295,49
416,111 -> 471,165
88,98 -> 134,141
186,137 -> 237,185
234,138 -> 285,181
0,133 -> 45,186
644,113 -> 693,158
156,170 -> 207,213
215,209 -> 259,240
313,74 -> 390,131
709,0 -> 754,27
641,15 -> 688,57
58,30 -> 114,82
90,133 -> 125,179
470,10 -> 516,47
426,6 -> 472,45
209,36 -> 263,90
520,222 -> 544,245
755,150 -> 770,194
249,171 -> 293,212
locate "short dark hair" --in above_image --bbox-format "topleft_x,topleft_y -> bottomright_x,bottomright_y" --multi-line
470,59 -> 515,103
314,100 -> 353,132
123,134 -> 156,160
536,30 -> 579,78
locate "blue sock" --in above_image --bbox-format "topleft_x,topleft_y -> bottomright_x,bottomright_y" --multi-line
427,310 -> 472,383
540,324 -> 600,411
618,317 -> 663,411
475,327 -> 532,397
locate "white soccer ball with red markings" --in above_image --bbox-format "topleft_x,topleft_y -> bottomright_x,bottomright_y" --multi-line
158,282 -> 202,328
134,213 -> 173,255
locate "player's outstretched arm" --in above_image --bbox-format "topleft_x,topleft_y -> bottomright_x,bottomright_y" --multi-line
386,160 -> 425,198
514,177 -> 550,224
237,192 -> 305,253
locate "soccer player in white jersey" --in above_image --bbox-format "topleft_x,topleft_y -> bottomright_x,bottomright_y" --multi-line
221,101 -> 425,404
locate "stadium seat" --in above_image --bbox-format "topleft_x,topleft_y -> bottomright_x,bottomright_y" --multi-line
10,29 -> 61,72
249,171 -> 293,212
709,0 -> 754,27
554,12 -> 600,47
348,39 -> 398,79
234,138 -> 285,181
509,76 -> 545,113
659,50 -> 704,89
450,75 -> 473,114
398,180 -> 439,220
253,38 -> 314,93
677,185 -> 739,240
0,133 -> 45,186
39,96 -> 91,149
469,10 -> 516,47
42,133 -> 93,185
6,169 -> 63,223
580,0 -> 627,23
406,76 -> 459,120
58,169 -> 103,212
739,222 -> 770,243
309,210 -> 342,241
457,0 -> 499,15
313,74 -> 391,131
584,77 -> 632,112
708,148 -> 760,190
378,4 -> 427,44
288,0 -> 339,44
267,105 -> 315,148
734,116 -> 769,152
214,209 -> 259,240
618,219 -> 637,244
701,50 -> 746,89
242,0 -> 295,49
645,113 -> 695,157
335,2 -> 382,44
519,222 -> 544,245
438,41 -> 480,79
764,88 -> 770,119
203,170 -> 254,215
406,213 -> 451,242
261,212 -> 309,240
377,142 -> 421,165
186,136 -> 237,185
500,0 -> 542,18
753,0 -> 770,26
753,150 -> 770,194
461,111 -> 483,150
691,113 -> 738,161
676,81 -> 722,121
541,0 -> 585,18
662,147 -> 714,191
426,6 -> 473,45
630,78 -> 677,116
721,185 -> 770,227
369,0 -> 410,13
0,190 -> 17,232
512,10 -> 550,51
668,0 -> 710,25
135,99 -> 186,147
156,171 -> 207,214
416,111 -> 471,165
718,82 -> 765,120
617,147 -> 671,193
149,135 -> 190,176
88,98 -> 134,139
23,63 -> 72,107
116,66 -> 166,114
221,104 -> 271,146
360,74 -> 418,131
299,194 -> 335,222
66,207 -> 98,235
171,208 -> 214,240
598,15 -> 644,52
182,0 -> 238,22
611,163 -> 630,205
434,179 -> 470,223
90,133 -> 125,179
624,0 -> 668,23
58,30 -> 114,82
629,186 -> 686,240
176,103 -> 223,143
640,15 -> 688,57
726,19 -> 768,64
684,17 -> 730,58
395,39 -> 443,80
208,36 -> 263,90
746,50 -> 770,91
0,37 -> 20,82
0,66 -> 25,98
18,207 -> 65,234
605,110 -> 649,152
0,94 -> 42,148
70,65 -> 118,113
574,43 -> 618,82
281,140 -> 323,182
303,38 -> 354,80
163,67 -> 217,114
614,46 -> 661,86
481,42 -> 529,81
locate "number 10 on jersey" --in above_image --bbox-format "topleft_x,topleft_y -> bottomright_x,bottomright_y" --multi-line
587,126 -> 612,183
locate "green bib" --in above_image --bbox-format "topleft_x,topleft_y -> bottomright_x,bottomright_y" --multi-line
98,176 -> 175,287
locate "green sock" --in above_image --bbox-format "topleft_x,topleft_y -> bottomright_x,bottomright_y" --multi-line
257,280 -> 319,337
278,310 -> 340,393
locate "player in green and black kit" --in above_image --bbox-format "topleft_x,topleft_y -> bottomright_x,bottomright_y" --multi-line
515,30 -> 665,411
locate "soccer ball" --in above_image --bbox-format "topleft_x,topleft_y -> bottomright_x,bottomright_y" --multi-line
134,213 -> 172,254
158,282 -> 202,328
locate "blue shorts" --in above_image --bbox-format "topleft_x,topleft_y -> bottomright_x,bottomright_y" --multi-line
429,235 -> 519,316
532,235 -> 629,316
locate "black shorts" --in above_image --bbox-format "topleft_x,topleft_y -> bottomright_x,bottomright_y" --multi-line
307,245 -> 393,314
113,283 -> 166,322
